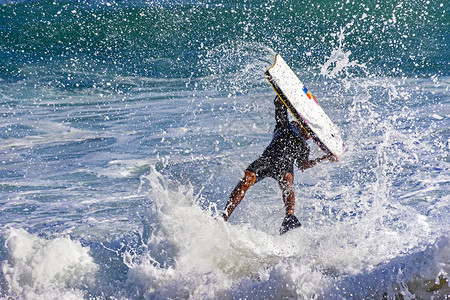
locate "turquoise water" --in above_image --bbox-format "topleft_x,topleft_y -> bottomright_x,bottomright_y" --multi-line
0,1 -> 449,299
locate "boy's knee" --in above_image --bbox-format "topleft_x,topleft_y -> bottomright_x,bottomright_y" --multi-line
283,173 -> 293,183
243,171 -> 256,187
280,173 -> 293,188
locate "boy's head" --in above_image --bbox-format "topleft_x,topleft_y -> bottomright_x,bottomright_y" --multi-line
290,121 -> 311,140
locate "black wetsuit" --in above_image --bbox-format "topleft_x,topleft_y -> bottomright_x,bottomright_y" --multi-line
247,98 -> 310,183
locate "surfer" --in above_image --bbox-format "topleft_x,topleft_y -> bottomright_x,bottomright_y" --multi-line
223,96 -> 334,234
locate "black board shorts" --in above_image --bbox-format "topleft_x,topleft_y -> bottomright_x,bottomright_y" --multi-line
246,156 -> 294,183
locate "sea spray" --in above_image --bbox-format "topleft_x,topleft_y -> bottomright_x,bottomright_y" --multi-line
0,0 -> 448,298
127,168 -> 296,297
319,24 -> 366,79
1,228 -> 98,299
123,167 -> 450,299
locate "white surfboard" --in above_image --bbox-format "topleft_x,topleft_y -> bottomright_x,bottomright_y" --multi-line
265,54 -> 344,159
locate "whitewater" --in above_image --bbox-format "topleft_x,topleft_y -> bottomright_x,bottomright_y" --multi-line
1,0 -> 449,299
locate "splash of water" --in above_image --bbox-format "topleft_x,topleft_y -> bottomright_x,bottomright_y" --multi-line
319,25 -> 366,79
1,228 -> 98,299
120,167 -> 450,299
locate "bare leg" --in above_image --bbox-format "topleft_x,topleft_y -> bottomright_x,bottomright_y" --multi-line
223,170 -> 256,221
279,173 -> 302,234
279,173 -> 295,216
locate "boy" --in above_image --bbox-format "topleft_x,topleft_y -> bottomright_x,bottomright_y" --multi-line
223,96 -> 333,234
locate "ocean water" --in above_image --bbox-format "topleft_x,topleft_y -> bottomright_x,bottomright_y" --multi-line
0,0 -> 449,299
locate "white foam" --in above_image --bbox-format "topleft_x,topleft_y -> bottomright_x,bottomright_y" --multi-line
432,113 -> 444,120
1,228 -> 98,299
0,121 -> 103,151
92,158 -> 155,178
122,169 -> 450,299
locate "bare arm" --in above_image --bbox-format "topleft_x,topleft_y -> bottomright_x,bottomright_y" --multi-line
298,155 -> 336,171
274,96 -> 289,132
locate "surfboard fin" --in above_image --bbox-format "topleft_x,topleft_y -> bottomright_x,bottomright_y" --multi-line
280,214 -> 302,235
